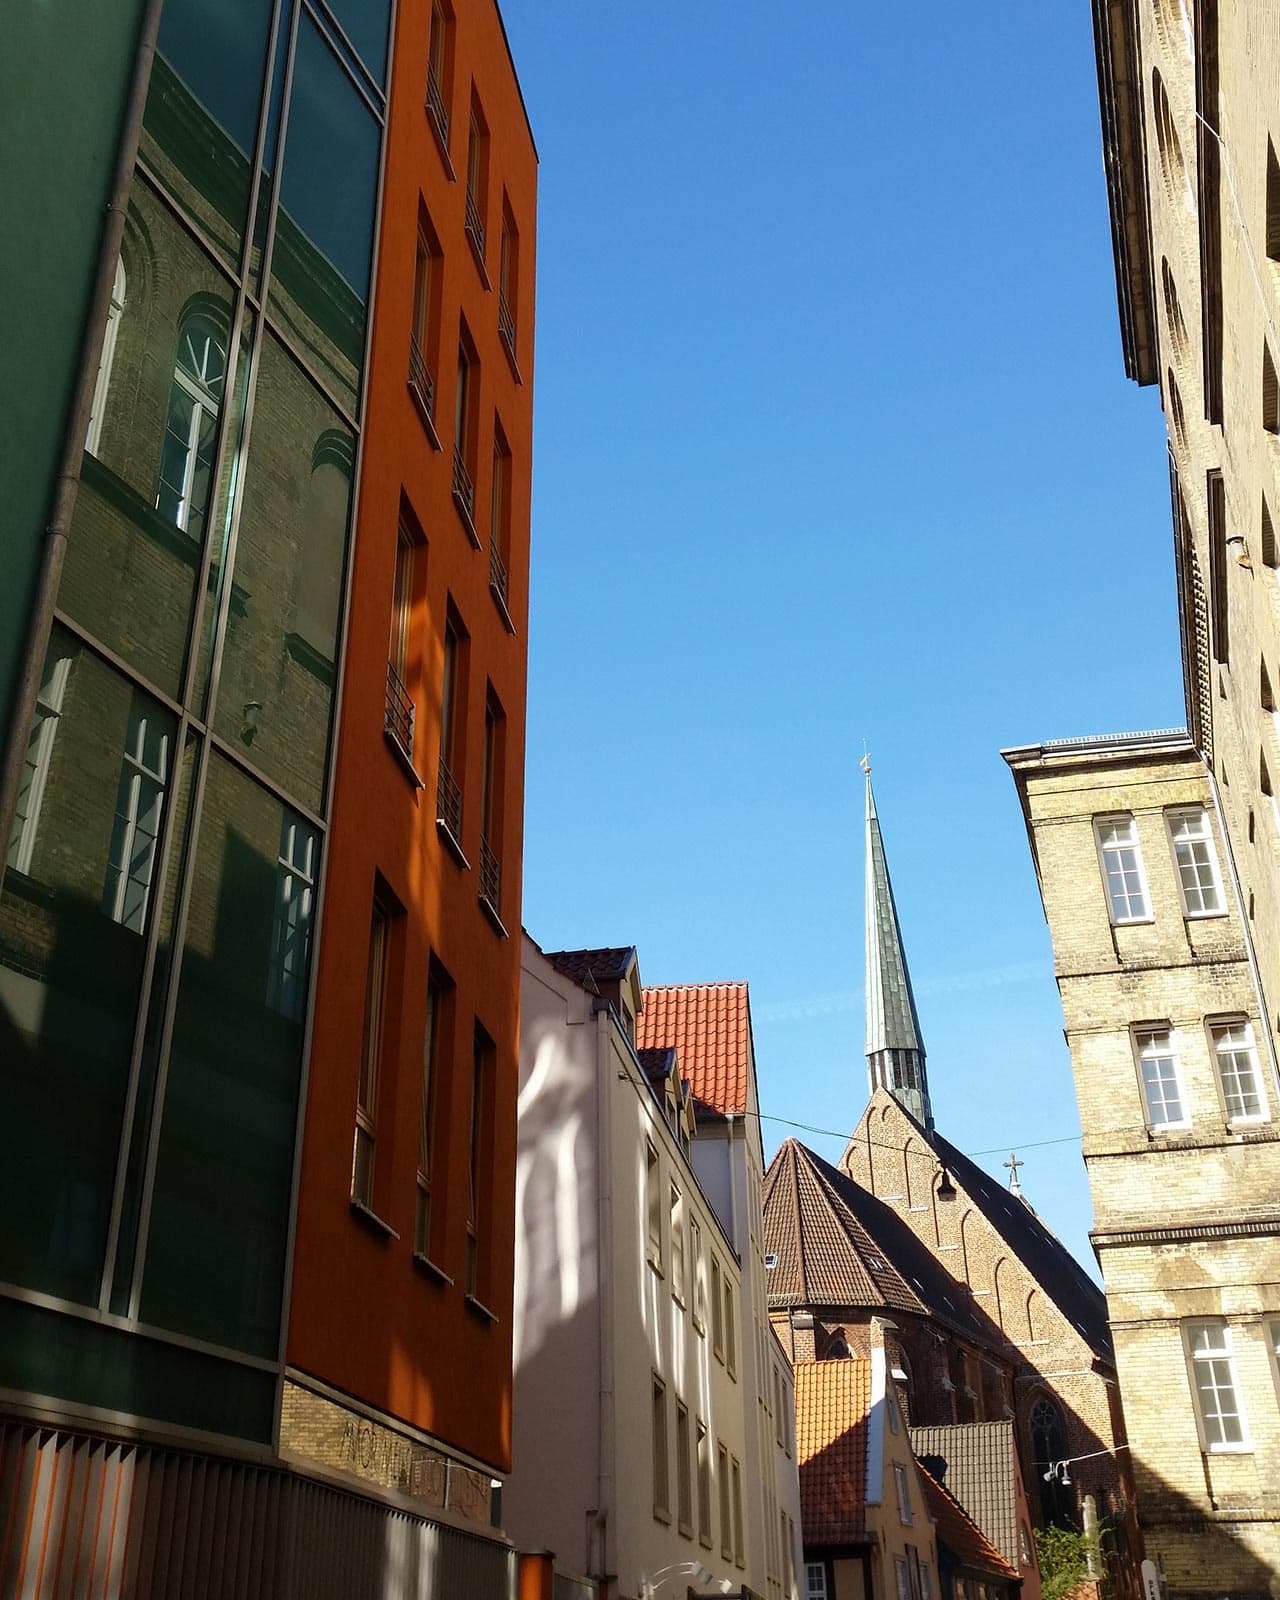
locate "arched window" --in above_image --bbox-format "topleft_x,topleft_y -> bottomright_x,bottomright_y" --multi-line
156,312 -> 227,539
1031,1395 -> 1075,1527
824,1333 -> 851,1360
85,256 -> 126,457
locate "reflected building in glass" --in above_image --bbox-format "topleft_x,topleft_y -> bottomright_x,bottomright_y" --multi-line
0,0 -> 536,1591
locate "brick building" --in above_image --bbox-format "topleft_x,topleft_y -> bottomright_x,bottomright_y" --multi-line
1005,731 -> 1280,1594
0,0 -> 536,1592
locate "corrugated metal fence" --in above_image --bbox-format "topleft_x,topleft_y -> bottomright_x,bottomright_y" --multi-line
0,1422 -> 517,1598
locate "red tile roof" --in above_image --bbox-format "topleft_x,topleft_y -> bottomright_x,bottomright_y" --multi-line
637,982 -> 751,1116
917,1465 -> 1019,1582
794,1359 -> 871,1546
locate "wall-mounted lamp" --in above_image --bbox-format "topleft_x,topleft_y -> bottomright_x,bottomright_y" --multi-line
241,701 -> 262,744
936,1166 -> 957,1203
1226,534 -> 1253,569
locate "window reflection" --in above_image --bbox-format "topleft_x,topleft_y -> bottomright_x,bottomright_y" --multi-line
156,314 -> 226,539
102,695 -> 171,934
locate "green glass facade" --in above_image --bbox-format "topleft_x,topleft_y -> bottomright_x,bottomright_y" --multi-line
0,0 -> 390,1444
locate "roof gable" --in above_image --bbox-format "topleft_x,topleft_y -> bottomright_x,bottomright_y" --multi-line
794,1358 -> 872,1546
910,1420 -> 1023,1570
637,982 -> 752,1117
917,1462 -> 1019,1582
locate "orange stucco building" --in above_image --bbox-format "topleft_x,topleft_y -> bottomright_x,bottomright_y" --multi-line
284,0 -> 537,1533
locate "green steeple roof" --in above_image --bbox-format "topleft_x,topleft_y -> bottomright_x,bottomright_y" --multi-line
864,771 -> 932,1129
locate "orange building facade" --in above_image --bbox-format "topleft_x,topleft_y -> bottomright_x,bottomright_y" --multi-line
284,0 -> 536,1510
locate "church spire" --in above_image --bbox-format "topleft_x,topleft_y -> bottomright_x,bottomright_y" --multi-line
863,762 -> 933,1130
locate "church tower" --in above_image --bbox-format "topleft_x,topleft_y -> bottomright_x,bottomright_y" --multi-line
864,767 -> 933,1130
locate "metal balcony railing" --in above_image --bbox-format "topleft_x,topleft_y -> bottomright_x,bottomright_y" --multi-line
408,338 -> 435,420
452,444 -> 475,522
464,188 -> 486,259
479,835 -> 500,910
425,69 -> 449,146
436,757 -> 462,839
489,539 -> 509,609
497,289 -> 515,357
385,660 -> 414,757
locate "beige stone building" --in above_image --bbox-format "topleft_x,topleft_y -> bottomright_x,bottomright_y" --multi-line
1094,0 -> 1280,1049
1005,730 -> 1280,1594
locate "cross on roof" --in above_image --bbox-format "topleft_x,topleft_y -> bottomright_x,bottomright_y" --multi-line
1004,1152 -> 1024,1197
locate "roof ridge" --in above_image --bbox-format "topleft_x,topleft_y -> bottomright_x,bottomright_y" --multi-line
641,980 -> 748,992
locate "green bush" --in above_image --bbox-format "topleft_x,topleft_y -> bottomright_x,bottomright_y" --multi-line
1034,1525 -> 1100,1600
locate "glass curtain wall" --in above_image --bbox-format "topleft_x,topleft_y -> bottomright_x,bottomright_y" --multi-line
0,0 -> 388,1442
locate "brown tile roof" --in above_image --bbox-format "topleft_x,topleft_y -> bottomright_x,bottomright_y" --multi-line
918,1464 -> 1019,1582
910,1421 -> 1023,1571
763,1140 -> 926,1316
794,1358 -> 872,1546
544,947 -> 636,989
637,982 -> 751,1116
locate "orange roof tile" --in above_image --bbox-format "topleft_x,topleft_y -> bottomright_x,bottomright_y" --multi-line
917,1465 -> 1019,1582
794,1359 -> 871,1546
637,982 -> 751,1116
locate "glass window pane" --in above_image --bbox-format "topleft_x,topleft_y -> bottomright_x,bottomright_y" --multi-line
139,0 -> 275,271
325,0 -> 391,85
269,15 -> 380,414
140,753 -> 316,1358
212,332 -> 353,814
0,631 -> 176,1306
60,178 -> 239,699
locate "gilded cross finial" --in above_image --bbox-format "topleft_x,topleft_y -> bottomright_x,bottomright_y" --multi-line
860,747 -> 872,775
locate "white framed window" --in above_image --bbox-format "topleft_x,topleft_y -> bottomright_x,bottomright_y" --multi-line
103,696 -> 171,934
266,816 -> 317,1020
919,1563 -> 935,1600
85,255 -> 126,456
651,1375 -> 670,1521
806,1561 -> 828,1599
645,1142 -> 662,1271
1166,807 -> 1225,915
1134,1028 -> 1189,1130
156,314 -> 226,541
7,644 -> 73,875
1095,815 -> 1152,922
894,1460 -> 913,1525
894,1556 -> 913,1600
1210,1020 -> 1269,1124
1186,1321 -> 1249,1450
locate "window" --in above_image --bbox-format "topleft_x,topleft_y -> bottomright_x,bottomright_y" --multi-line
895,1556 -> 913,1600
409,219 -> 440,429
1167,807 -> 1224,914
353,899 -> 391,1207
894,1460 -> 913,1525
696,1419 -> 711,1546
711,1255 -> 724,1358
724,1277 -> 736,1376
498,197 -> 518,365
1211,1020 -> 1268,1123
1094,815 -> 1151,922
415,965 -> 449,1260
467,1024 -> 493,1298
646,1142 -> 662,1270
465,95 -> 489,266
690,1215 -> 705,1331
85,256 -> 126,456
479,689 -> 504,918
425,0 -> 451,151
1134,1028 -> 1189,1129
717,1442 -> 731,1559
436,608 -> 464,842
1265,495 -> 1278,570
670,1183 -> 686,1303
385,522 -> 415,758
489,422 -> 512,621
731,1455 -> 744,1565
452,337 -> 478,532
1266,344 -> 1280,437
1187,1321 -> 1249,1449
7,643 -> 72,874
156,312 -> 226,541
774,1366 -> 785,1445
266,815 -> 318,1020
806,1563 -> 829,1600
675,1401 -> 692,1534
103,695 -> 171,934
919,1563 -> 934,1600
1267,138 -> 1280,263
652,1377 -> 670,1520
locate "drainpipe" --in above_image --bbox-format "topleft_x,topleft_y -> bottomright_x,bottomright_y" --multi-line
589,1002 -> 617,1597
0,0 -> 165,849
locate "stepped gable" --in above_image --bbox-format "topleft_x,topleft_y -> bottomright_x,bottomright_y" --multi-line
794,1358 -> 872,1545
638,981 -> 751,1116
929,1129 -> 1113,1361
763,1139 -> 924,1316
910,1420 -> 1023,1571
916,1462 -> 1019,1583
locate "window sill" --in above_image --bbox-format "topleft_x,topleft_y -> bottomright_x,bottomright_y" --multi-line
384,728 -> 425,788
678,1521 -> 694,1540
646,1251 -> 663,1277
409,381 -> 442,450
1183,908 -> 1228,920
413,1251 -> 452,1285
698,1534 -> 713,1551
350,1199 -> 399,1240
465,1292 -> 498,1324
479,893 -> 508,938
453,488 -> 482,549
1110,916 -> 1156,928
653,1508 -> 672,1527
489,574 -> 516,634
436,817 -> 470,869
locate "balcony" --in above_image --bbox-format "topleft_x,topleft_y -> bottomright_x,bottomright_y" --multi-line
452,445 -> 479,545
479,836 -> 507,935
385,661 -> 415,755
436,757 -> 465,862
408,340 -> 440,446
464,189 -> 486,260
425,69 -> 450,159
489,539 -> 514,633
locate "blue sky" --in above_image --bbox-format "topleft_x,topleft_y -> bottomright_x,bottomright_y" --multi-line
499,0 -> 1183,1274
